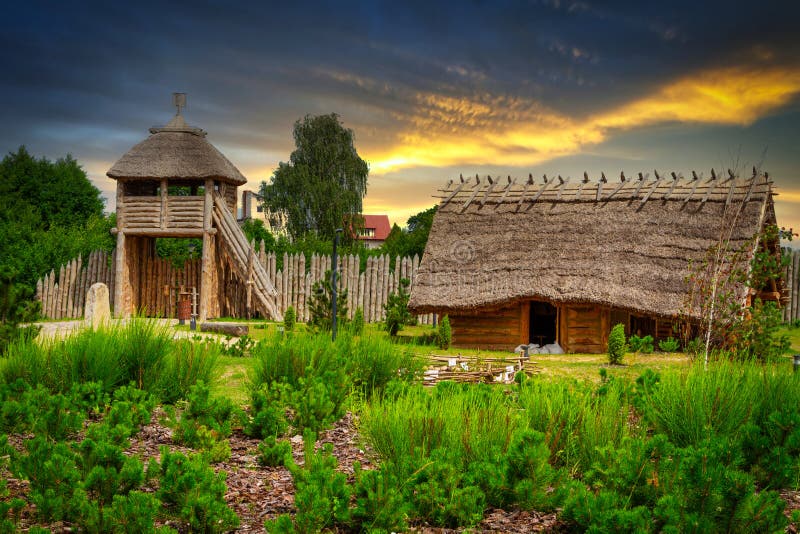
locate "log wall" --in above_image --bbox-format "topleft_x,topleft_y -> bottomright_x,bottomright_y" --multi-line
450,304 -> 526,350
559,304 -> 609,354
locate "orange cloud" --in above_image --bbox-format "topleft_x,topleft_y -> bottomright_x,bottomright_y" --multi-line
365,65 -> 800,173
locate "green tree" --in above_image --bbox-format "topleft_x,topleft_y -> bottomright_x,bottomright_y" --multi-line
383,278 -> 413,337
241,219 -> 276,250
308,271 -> 348,331
260,114 -> 368,244
0,147 -> 113,320
381,206 -> 437,259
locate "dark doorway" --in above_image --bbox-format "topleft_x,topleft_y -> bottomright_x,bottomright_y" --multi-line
529,301 -> 557,346
629,315 -> 655,338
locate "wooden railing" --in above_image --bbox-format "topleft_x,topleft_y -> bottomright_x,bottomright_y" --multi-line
119,195 -> 205,231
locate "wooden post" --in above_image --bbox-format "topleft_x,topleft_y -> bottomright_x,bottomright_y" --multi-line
357,271 -> 365,317
382,254 -> 390,320
370,257 -> 378,322
198,179 -> 214,321
792,250 -> 800,321
244,247 -> 254,318
787,250 -> 793,321
160,179 -> 168,229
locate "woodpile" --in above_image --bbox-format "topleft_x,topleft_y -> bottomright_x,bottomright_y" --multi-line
422,354 -> 536,386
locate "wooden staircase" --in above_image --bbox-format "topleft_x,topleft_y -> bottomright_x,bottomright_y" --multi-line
212,192 -> 281,320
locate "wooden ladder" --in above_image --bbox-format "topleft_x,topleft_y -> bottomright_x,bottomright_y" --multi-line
212,192 -> 282,320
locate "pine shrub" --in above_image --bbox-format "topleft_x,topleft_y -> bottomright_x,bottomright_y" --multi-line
607,323 -> 626,365
350,307 -> 365,335
658,336 -> 680,352
283,306 -> 296,332
156,448 -> 239,532
437,315 -> 451,350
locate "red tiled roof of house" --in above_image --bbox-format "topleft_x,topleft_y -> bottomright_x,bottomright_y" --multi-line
360,214 -> 391,241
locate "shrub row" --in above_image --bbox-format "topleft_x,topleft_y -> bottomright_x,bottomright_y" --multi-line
355,362 -> 800,531
0,319 -> 218,402
1,383 -> 238,532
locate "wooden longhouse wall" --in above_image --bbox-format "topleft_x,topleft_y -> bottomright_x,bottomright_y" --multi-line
450,304 -> 527,350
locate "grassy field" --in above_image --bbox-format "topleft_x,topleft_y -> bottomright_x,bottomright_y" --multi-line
185,320 -> 800,404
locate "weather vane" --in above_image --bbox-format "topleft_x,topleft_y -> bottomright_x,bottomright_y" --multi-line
173,92 -> 186,115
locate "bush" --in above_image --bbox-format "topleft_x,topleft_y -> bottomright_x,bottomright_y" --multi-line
1,320 -> 216,403
257,436 -> 292,467
658,336 -> 680,352
308,271 -> 348,332
157,339 -> 219,403
155,448 -> 239,532
351,461 -> 410,533
265,431 -> 350,533
628,334 -> 654,354
684,337 -> 703,358
244,383 -> 289,439
171,381 -> 236,462
283,306 -> 296,332
350,307 -> 364,336
437,315 -> 452,350
607,323 -> 626,365
383,278 -> 413,337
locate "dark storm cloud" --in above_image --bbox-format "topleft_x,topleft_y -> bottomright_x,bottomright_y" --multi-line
2,0 -> 800,233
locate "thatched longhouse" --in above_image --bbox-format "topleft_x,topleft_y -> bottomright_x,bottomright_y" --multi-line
408,171 -> 783,353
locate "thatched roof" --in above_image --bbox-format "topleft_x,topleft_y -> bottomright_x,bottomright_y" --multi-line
107,113 -> 247,185
409,171 -> 776,319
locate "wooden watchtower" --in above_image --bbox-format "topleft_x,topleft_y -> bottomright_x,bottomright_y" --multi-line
107,94 -> 279,321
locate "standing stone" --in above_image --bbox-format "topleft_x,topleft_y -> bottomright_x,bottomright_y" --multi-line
85,283 -> 111,329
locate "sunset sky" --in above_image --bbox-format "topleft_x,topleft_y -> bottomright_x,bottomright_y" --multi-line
2,1 -> 799,245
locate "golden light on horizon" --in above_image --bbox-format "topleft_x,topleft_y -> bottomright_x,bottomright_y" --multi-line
364,65 -> 800,175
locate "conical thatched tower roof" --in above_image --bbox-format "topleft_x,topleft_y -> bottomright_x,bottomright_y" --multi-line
409,171 -> 778,319
107,110 -> 247,185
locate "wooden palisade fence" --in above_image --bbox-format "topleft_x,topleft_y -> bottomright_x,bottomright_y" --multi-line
35,246 -> 437,325
783,247 -> 800,323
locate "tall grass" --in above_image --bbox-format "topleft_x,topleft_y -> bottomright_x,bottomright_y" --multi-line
517,378 -> 634,474
0,319 -> 217,401
250,330 -> 421,397
360,382 -> 521,468
639,359 -> 760,446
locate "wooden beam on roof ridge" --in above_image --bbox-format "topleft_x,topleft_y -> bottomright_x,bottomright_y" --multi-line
604,171 -> 627,201
515,174 -> 535,212
725,172 -> 739,207
498,176 -> 517,207
480,175 -> 499,207
684,170 -> 703,204
523,175 -> 551,212
555,176 -> 571,201
575,172 -> 590,201
460,175 -> 484,213
663,171 -> 682,201
440,176 -> 467,206
638,171 -> 662,207
596,172 -> 607,201
632,172 -> 649,199
743,168 -> 759,203
701,169 -> 719,204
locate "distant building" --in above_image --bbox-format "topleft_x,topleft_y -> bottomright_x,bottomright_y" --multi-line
358,214 -> 391,249
239,189 -> 263,221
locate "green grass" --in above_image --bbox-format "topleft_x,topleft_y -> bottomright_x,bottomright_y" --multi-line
780,324 -> 800,352
211,356 -> 255,405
